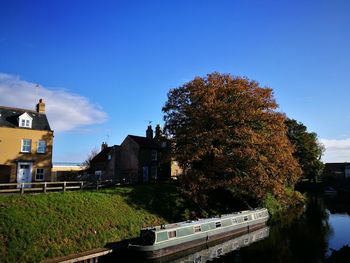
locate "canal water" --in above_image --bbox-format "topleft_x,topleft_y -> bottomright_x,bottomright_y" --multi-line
104,195 -> 350,263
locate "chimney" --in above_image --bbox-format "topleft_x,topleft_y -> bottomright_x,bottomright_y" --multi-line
154,124 -> 161,140
146,125 -> 153,139
101,142 -> 108,151
36,98 -> 45,114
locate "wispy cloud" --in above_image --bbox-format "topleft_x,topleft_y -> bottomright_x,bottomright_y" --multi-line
0,73 -> 107,132
321,138 -> 350,162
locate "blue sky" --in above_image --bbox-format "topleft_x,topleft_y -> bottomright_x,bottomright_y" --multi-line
0,0 -> 349,162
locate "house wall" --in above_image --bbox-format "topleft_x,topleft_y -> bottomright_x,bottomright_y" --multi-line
120,137 -> 139,183
0,127 -> 53,182
171,160 -> 183,178
138,148 -> 159,182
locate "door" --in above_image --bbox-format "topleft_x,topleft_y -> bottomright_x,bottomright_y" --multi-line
17,163 -> 32,188
143,166 -> 149,182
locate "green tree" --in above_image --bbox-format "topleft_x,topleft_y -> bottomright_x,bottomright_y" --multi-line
163,73 -> 302,206
285,118 -> 324,182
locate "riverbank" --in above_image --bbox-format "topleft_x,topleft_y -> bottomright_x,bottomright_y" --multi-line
0,183 -> 304,262
0,184 -> 187,262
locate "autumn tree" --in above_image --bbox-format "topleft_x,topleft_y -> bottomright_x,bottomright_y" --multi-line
163,73 -> 302,206
285,119 -> 324,182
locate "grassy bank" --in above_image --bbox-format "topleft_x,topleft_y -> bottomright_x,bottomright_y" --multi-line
0,184 -> 186,262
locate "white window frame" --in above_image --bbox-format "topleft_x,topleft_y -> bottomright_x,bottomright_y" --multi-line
18,112 -> 33,128
21,139 -> 32,153
37,140 -> 46,153
35,168 -> 45,181
151,150 -> 157,161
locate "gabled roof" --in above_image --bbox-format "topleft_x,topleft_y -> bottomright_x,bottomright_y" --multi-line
91,145 -> 120,163
0,106 -> 51,131
128,135 -> 161,149
322,163 -> 347,176
91,147 -> 112,163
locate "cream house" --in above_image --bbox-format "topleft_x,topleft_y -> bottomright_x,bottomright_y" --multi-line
0,99 -> 54,183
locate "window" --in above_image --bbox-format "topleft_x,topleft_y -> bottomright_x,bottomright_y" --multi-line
244,216 -> 249,221
151,150 -> 157,161
36,168 -> 44,181
194,226 -> 201,233
168,231 -> 176,238
215,222 -> 221,228
108,154 -> 112,160
18,113 -> 32,128
151,166 -> 157,179
37,140 -> 46,153
21,139 -> 32,153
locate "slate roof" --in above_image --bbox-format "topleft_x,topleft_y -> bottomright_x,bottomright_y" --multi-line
128,135 -> 161,149
322,163 -> 346,176
0,106 -> 52,131
91,145 -> 120,163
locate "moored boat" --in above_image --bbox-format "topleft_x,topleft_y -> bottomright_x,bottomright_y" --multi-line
129,208 -> 269,259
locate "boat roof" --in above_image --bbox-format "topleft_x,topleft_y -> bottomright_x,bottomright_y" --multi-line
145,208 -> 267,232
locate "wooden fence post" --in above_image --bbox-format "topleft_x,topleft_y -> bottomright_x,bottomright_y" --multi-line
20,183 -> 24,195
43,182 -> 47,193
80,181 -> 84,190
63,181 -> 66,192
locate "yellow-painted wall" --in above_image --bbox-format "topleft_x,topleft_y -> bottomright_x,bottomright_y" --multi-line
0,127 -> 53,182
171,160 -> 183,178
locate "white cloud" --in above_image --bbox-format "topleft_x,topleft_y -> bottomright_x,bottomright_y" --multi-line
321,138 -> 350,163
0,73 -> 107,132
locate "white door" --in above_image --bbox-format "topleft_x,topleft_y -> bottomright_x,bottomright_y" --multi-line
17,163 -> 32,188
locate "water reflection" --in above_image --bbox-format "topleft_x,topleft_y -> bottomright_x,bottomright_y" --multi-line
213,196 -> 350,263
167,227 -> 269,263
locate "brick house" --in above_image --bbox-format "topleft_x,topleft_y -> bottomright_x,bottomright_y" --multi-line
90,125 -> 177,183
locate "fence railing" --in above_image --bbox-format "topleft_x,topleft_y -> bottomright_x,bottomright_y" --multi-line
0,181 -> 84,194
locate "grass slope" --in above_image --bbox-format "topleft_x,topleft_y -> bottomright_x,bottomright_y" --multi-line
0,184 -> 185,262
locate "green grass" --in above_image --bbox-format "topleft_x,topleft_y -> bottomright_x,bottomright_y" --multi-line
0,184 -> 186,262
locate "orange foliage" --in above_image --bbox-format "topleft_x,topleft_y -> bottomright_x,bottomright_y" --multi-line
163,73 -> 302,201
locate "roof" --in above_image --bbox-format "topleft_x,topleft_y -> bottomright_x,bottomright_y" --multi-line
91,147 -> 113,163
91,145 -> 120,163
128,135 -> 160,149
0,105 -> 51,131
322,163 -> 348,176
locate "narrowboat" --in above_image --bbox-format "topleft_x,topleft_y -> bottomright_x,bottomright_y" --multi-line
129,208 -> 269,259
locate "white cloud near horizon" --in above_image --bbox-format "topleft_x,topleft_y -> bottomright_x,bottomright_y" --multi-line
321,138 -> 350,163
0,73 -> 108,132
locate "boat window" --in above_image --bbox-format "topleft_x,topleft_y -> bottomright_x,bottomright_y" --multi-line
244,216 -> 249,221
168,230 -> 177,238
215,222 -> 221,228
232,218 -> 237,224
194,226 -> 201,232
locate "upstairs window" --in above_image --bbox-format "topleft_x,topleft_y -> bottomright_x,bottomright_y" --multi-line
21,139 -> 32,153
37,140 -> 46,153
18,112 -> 33,128
151,150 -> 157,161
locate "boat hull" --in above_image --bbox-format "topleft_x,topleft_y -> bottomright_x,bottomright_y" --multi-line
129,219 -> 268,259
